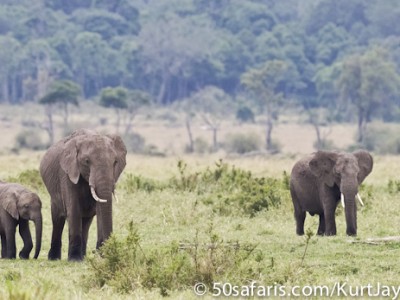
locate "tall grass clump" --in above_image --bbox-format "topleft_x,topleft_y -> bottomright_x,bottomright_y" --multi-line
169,160 -> 290,216
120,160 -> 290,217
6,169 -> 44,191
86,222 -> 264,296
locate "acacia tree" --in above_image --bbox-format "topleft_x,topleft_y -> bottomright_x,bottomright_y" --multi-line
39,80 -> 81,144
241,60 -> 288,151
99,86 -> 128,133
337,47 -> 400,143
123,89 -> 151,136
179,86 -> 231,153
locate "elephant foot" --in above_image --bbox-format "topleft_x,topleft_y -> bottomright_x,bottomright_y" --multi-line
324,231 -> 337,236
48,248 -> 61,260
317,231 -> 325,236
68,245 -> 83,261
68,255 -> 83,262
19,251 -> 29,259
346,230 -> 357,236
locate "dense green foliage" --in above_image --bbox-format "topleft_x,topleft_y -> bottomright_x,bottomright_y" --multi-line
121,160 -> 289,217
87,222 -> 262,296
0,0 -> 399,116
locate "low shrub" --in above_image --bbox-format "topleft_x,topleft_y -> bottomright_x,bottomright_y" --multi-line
225,132 -> 261,154
86,222 -> 263,296
120,160 -> 289,217
193,137 -> 210,154
14,129 -> 47,151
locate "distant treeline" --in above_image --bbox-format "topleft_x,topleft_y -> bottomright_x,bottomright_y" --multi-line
1,0 -> 400,121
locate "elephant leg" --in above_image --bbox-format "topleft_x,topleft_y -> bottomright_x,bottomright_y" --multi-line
48,212 -> 66,260
323,208 -> 336,236
18,219 -> 33,259
1,234 -> 6,258
68,216 -> 83,261
5,226 -> 16,259
81,217 -> 94,257
294,210 -> 306,235
317,214 -> 325,235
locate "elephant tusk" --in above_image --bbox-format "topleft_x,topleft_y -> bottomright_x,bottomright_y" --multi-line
341,193 -> 345,208
113,191 -> 119,204
90,186 -> 107,203
357,193 -> 364,206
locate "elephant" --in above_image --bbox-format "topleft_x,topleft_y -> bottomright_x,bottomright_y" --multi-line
0,182 -> 42,259
290,150 -> 373,236
40,129 -> 127,261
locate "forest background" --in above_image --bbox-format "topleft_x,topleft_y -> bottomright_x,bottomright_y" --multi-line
1,0 -> 400,155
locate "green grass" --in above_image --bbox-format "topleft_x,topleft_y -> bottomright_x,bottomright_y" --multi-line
0,153 -> 399,299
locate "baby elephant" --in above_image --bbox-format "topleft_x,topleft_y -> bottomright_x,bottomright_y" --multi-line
0,182 -> 42,259
290,150 -> 373,236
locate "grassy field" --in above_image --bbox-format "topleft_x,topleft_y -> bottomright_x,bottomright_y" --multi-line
0,153 -> 399,299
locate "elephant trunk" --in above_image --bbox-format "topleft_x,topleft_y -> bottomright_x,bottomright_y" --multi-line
33,215 -> 42,259
341,179 -> 358,236
95,187 -> 113,249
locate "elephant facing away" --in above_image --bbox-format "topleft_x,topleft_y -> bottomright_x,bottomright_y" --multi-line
0,182 -> 42,259
40,129 -> 127,261
290,150 -> 373,236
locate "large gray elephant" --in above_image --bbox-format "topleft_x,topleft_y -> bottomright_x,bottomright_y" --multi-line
0,182 -> 42,259
290,150 -> 373,236
40,129 -> 127,261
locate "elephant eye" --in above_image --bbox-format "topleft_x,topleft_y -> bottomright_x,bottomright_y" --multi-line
85,158 -> 90,165
24,204 -> 29,208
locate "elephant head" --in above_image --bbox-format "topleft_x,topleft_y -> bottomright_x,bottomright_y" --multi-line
0,184 -> 42,259
60,132 -> 127,246
309,150 -> 373,236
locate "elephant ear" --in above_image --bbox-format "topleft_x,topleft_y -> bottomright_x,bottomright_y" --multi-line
108,134 -> 127,182
353,150 -> 373,184
309,151 -> 338,187
1,189 -> 19,220
60,138 -> 80,184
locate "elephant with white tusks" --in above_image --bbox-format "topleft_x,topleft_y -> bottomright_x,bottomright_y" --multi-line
40,129 -> 127,261
290,150 -> 373,236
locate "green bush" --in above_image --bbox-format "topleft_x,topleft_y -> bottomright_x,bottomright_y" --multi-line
120,173 -> 163,193
225,132 -> 261,154
170,160 -> 288,216
120,160 -> 289,217
236,106 -> 255,123
6,169 -> 44,191
86,222 -> 263,296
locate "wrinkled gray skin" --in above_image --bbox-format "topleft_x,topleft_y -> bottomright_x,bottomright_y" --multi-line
290,150 -> 373,236
0,182 -> 42,259
40,129 -> 127,261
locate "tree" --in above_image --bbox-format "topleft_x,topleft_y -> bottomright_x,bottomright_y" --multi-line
0,36 -> 21,103
123,89 -> 151,136
336,47 -> 400,143
137,14 -> 217,104
179,86 -> 232,153
241,60 -> 288,152
39,79 -> 81,143
99,86 -> 128,133
71,32 -> 125,97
